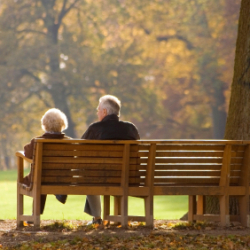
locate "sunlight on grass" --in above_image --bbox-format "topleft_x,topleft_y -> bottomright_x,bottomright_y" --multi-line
0,170 -> 188,220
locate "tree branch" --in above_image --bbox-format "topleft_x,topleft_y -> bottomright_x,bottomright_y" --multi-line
58,0 -> 80,27
142,27 -> 194,50
15,29 -> 46,36
20,69 -> 42,83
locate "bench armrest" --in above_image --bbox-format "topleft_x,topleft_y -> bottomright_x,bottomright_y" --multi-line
15,151 -> 33,182
15,151 -> 33,164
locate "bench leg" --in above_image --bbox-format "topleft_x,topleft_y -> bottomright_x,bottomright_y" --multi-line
17,191 -> 24,228
188,195 -> 196,222
103,195 -> 110,221
197,195 -> 205,216
239,195 -> 250,227
114,196 -> 121,216
219,195 -> 230,227
121,196 -> 128,227
33,196 -> 41,228
144,196 -> 154,227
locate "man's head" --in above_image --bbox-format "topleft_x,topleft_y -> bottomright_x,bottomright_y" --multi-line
41,108 -> 68,132
97,95 -> 121,121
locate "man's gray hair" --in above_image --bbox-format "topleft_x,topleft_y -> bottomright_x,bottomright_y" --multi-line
99,95 -> 121,117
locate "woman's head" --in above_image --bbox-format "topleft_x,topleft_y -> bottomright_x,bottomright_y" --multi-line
41,108 -> 68,132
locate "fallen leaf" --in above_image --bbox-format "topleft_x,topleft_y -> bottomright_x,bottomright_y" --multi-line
103,220 -> 109,226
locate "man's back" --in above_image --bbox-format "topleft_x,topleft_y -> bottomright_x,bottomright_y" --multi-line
81,114 -> 140,140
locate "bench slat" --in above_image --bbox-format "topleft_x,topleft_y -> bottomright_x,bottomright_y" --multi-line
156,145 -> 226,150
42,163 -> 143,170
154,164 -> 222,170
42,169 -> 141,178
43,144 -> 124,151
42,176 -> 140,184
153,171 -> 221,177
141,158 -> 224,164
43,150 -> 140,158
42,157 -> 139,164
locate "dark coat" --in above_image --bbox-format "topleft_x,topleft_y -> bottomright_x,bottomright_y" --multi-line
22,132 -> 71,213
24,133 -> 70,159
81,114 -> 140,140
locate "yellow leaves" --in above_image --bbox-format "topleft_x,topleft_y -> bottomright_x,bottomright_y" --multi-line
218,58 -> 226,66
23,221 -> 29,227
109,70 -> 118,77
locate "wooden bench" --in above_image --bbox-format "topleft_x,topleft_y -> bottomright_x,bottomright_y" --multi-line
16,139 -> 250,228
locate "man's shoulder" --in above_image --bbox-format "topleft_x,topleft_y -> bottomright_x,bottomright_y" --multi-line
87,121 -> 103,129
119,120 -> 137,128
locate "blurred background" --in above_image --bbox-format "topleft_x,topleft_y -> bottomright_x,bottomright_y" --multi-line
0,0 -> 240,170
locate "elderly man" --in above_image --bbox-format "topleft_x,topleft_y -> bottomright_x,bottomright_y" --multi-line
82,95 -> 140,225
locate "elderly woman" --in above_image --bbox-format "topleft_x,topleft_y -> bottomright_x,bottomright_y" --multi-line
23,108 -> 71,215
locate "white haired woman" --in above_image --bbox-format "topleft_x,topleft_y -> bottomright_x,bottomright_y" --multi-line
23,108 -> 71,215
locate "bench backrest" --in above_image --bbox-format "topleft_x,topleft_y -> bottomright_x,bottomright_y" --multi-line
33,139 -> 142,187
136,140 -> 250,187
32,139 -> 250,189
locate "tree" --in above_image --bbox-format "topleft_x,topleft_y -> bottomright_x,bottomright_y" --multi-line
206,0 -> 250,215
224,0 -> 250,140
0,0 -> 241,169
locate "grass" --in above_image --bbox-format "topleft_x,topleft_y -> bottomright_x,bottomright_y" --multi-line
0,169 -> 188,220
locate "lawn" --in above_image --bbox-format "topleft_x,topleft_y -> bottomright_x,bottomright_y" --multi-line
0,170 -> 188,220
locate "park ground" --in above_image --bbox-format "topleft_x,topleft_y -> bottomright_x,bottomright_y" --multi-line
1,219 -> 250,249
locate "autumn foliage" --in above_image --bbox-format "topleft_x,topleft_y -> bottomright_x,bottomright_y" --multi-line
0,0 -> 241,169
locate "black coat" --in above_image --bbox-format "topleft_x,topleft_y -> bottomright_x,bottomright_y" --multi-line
81,114 -> 140,140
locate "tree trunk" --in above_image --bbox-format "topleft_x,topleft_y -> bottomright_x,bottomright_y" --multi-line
211,81 -> 227,139
42,1 -> 76,137
224,0 -> 250,140
206,0 -> 250,215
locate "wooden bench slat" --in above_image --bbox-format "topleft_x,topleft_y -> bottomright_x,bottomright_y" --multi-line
154,152 -> 224,157
43,150 -> 141,158
42,176 -> 140,184
153,171 -> 221,177
42,163 -> 123,170
156,145 -> 226,150
42,169 -> 141,178
42,169 -> 121,177
43,144 -> 125,151
42,157 -> 139,164
154,158 -> 243,164
43,150 -> 122,157
42,163 -> 144,171
42,176 -> 121,183
42,157 -> 123,164
143,158 -> 223,164
154,186 -> 225,195
153,178 -> 220,184
154,164 -> 222,170
154,152 -> 244,157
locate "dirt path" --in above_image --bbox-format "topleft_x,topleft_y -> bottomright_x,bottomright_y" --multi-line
1,219 -> 250,248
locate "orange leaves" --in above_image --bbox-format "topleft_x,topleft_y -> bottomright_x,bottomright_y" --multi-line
102,220 -> 109,226
23,221 -> 29,227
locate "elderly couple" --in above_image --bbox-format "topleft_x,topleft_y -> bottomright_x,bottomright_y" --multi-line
23,95 -> 140,226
